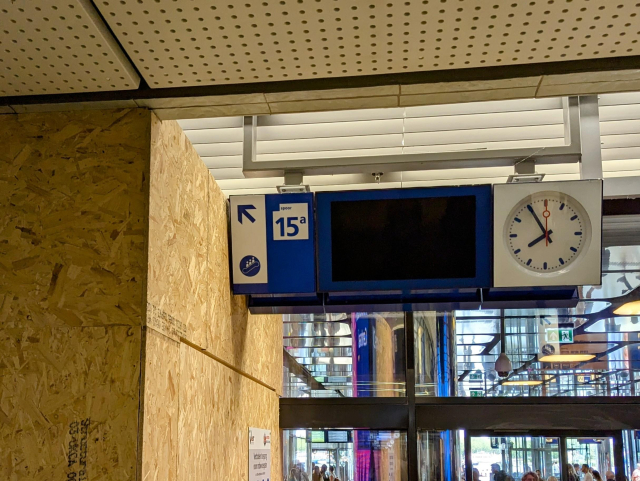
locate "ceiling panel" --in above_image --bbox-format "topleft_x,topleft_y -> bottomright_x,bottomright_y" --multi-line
0,0 -> 139,96
95,0 -> 640,88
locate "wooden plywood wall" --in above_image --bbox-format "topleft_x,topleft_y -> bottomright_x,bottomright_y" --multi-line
207,175 -> 283,394
142,114 -> 282,481
147,115 -> 282,394
0,109 -> 150,481
177,341 -> 280,481
0,109 -> 150,331
1,109 -> 282,481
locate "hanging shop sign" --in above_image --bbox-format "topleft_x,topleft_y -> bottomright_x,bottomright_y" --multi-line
230,193 -> 315,295
249,427 -> 271,481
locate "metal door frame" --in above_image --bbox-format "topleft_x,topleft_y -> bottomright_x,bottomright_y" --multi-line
464,430 -> 625,481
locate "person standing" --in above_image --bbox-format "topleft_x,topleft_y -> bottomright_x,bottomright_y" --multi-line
312,465 -> 322,481
492,463 -> 508,481
582,465 -> 594,481
328,466 -> 336,481
566,464 -> 579,481
575,465 -> 583,480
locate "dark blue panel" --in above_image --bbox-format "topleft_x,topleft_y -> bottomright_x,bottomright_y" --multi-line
265,193 -> 316,294
316,185 -> 492,292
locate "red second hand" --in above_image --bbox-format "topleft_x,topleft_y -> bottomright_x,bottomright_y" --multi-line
542,199 -> 550,246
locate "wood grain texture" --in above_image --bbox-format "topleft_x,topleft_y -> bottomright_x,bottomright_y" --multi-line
147,115 -> 209,347
206,174 -> 283,393
178,343 -> 281,481
0,326 -> 141,481
140,328 -> 180,481
0,109 -> 150,329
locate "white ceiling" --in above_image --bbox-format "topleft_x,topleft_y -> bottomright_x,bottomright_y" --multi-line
0,0 -> 139,96
179,92 -> 640,197
95,0 -> 640,88
2,0 -> 640,110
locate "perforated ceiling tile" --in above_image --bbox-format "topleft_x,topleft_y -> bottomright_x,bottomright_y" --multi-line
0,0 -> 139,96
95,0 -> 640,88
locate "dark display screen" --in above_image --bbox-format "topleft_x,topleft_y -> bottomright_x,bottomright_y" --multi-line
330,196 -> 477,282
326,430 -> 350,443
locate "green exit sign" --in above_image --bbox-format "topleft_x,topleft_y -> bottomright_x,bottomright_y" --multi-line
545,328 -> 574,344
470,390 -> 484,398
469,373 -> 483,381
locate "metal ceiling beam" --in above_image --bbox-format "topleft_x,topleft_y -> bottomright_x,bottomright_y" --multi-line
4,55 -> 640,107
242,97 -> 582,178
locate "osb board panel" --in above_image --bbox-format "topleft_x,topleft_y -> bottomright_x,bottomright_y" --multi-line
207,174 -> 282,393
0,326 -> 141,481
178,344 -> 281,481
140,328 -> 179,481
0,109 -> 150,329
147,115 -> 209,347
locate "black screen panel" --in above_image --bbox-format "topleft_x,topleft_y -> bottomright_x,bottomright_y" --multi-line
330,196 -> 477,282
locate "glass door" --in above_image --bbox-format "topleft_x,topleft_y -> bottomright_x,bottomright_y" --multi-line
469,435 -> 562,481
565,437 -> 615,481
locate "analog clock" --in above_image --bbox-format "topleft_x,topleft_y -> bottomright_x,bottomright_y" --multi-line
504,191 -> 592,275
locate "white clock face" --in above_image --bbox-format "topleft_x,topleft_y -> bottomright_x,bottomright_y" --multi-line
504,191 -> 592,274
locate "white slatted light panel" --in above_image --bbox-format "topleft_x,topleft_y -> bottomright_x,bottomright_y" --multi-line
96,0 -> 640,88
0,0 -> 139,96
600,92 -> 640,179
180,96 -> 585,197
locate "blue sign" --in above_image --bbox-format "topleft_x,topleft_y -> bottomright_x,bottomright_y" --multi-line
230,193 -> 316,295
240,255 -> 261,277
315,185 -> 492,292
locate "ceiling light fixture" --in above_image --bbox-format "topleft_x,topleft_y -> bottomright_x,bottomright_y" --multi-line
538,354 -> 595,363
614,300 -> 640,316
502,380 -> 543,386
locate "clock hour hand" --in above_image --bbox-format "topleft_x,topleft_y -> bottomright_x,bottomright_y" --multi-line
528,230 -> 554,248
527,204 -> 547,235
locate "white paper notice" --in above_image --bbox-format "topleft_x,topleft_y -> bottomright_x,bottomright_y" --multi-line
249,427 -> 271,481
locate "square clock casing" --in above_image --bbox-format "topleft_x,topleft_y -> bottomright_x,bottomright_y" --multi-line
493,180 -> 602,288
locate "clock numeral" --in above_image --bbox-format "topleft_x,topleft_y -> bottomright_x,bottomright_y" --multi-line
570,247 -> 577,252
559,258 -> 564,265
570,215 -> 578,221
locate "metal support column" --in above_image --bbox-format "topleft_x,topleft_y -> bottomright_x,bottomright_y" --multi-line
242,115 -> 257,170
464,431 -> 473,481
560,436 -> 569,481
578,96 -> 604,180
613,431 -> 626,481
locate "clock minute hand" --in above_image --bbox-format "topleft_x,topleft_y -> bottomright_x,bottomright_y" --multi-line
528,230 -> 554,248
527,204 -> 547,235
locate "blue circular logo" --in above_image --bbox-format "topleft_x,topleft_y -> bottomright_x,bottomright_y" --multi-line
240,255 -> 261,277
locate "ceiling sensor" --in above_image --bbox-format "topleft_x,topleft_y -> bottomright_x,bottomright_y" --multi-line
507,173 -> 546,183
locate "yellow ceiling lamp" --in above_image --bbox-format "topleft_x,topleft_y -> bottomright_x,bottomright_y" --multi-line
538,354 -> 595,362
502,380 -> 543,386
613,300 -> 640,316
